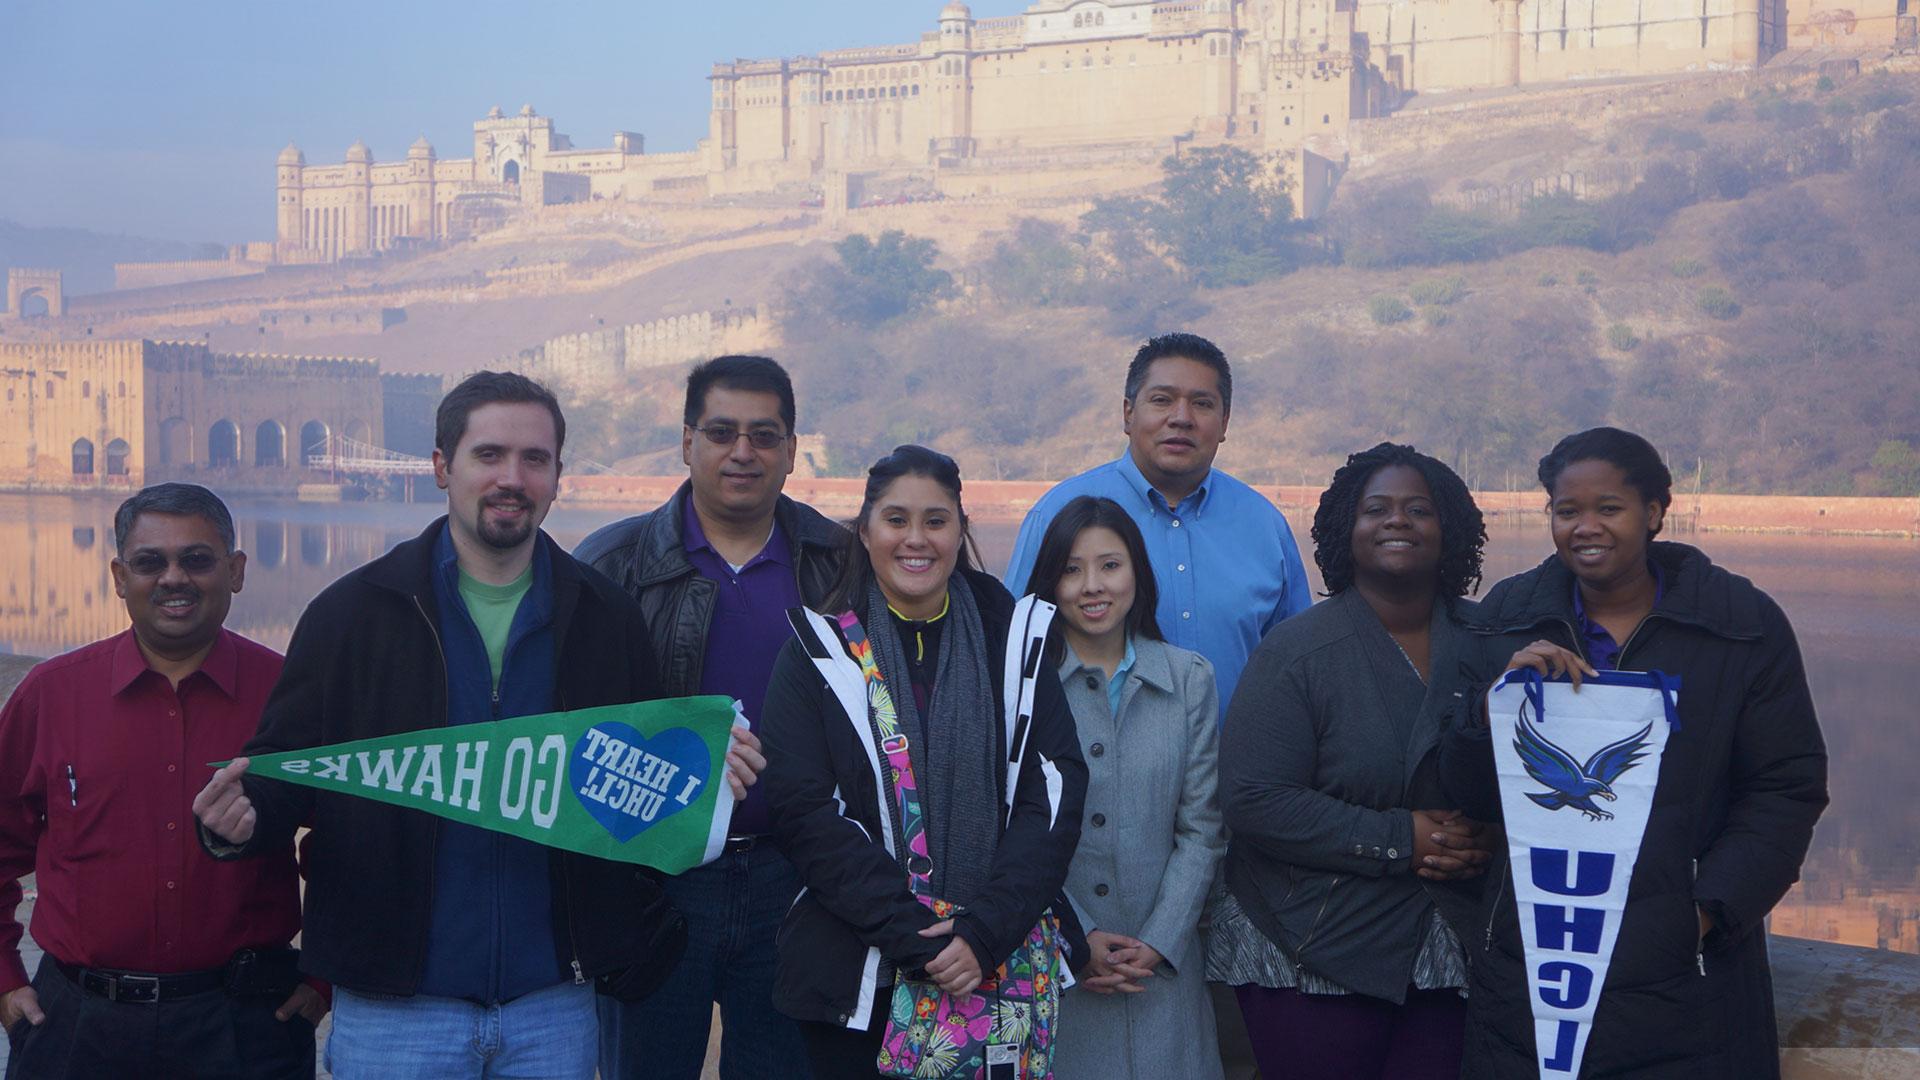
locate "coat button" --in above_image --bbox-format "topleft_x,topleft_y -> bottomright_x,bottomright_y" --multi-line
1387,848 -> 1399,859
1085,675 -> 1098,690
1091,813 -> 1106,827
1094,883 -> 1109,897
1090,743 -> 1105,758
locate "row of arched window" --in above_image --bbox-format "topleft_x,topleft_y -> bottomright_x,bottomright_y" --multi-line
825,84 -> 921,103
69,438 -> 131,477
132,417 -> 367,472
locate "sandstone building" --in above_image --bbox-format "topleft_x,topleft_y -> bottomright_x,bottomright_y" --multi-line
0,340 -> 406,492
272,0 -> 1908,259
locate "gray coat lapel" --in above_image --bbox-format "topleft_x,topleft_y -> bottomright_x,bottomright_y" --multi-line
1334,589 -> 1464,792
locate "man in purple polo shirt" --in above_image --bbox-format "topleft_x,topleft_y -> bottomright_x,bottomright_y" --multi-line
577,355 -> 846,1080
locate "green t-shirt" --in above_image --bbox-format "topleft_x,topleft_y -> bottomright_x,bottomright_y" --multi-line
458,565 -> 533,690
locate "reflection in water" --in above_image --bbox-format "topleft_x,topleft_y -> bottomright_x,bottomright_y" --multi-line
0,495 -> 1915,954
300,524 -> 330,567
255,521 -> 285,569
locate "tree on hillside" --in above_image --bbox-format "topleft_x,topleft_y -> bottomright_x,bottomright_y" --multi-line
1713,187 -> 1863,290
785,229 -> 953,329
1153,145 -> 1304,285
1867,440 -> 1920,496
1071,196 -> 1210,337
980,219 -> 1089,308
1078,146 -> 1305,288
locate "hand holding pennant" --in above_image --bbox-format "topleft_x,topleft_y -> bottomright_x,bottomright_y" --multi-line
205,696 -> 746,874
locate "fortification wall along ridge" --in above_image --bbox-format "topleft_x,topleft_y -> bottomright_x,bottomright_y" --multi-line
491,306 -> 772,388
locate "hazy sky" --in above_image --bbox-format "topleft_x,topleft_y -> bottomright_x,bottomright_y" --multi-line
0,0 -> 1026,244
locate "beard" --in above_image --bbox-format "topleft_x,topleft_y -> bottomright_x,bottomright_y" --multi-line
476,495 -> 536,550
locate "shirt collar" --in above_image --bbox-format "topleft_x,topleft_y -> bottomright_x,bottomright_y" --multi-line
109,626 -> 239,698
1062,633 -> 1173,692
682,495 -> 790,570
1115,450 -> 1213,518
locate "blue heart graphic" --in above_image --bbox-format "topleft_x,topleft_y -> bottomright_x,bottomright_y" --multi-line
569,721 -> 713,843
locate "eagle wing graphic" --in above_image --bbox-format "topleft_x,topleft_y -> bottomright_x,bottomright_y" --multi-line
1513,705 -> 1587,801
1582,721 -> 1654,785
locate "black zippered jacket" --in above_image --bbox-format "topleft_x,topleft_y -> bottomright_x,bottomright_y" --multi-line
207,519 -> 682,1000
573,482 -> 848,697
1438,541 -> 1828,1077
758,568 -> 1088,1028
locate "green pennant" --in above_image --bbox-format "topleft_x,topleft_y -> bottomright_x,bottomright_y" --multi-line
217,696 -> 741,874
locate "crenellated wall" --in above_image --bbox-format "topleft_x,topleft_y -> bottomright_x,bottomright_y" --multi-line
493,306 -> 773,389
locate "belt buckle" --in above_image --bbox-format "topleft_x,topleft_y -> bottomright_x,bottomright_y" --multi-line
110,973 -> 161,1004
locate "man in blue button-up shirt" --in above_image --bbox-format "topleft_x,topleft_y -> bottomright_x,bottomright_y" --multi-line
1005,332 -> 1312,718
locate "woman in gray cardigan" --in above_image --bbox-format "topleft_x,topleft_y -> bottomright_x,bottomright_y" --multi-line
1209,444 -> 1494,1080
1026,496 -> 1227,1080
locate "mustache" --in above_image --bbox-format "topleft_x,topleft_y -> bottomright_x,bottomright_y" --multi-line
483,494 -> 532,509
153,589 -> 200,601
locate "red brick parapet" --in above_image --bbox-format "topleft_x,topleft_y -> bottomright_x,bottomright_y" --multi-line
559,476 -> 1920,537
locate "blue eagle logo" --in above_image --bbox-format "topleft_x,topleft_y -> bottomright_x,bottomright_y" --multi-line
1513,704 -> 1653,822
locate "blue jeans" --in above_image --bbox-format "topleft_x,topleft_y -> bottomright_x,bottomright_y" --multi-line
326,980 -> 596,1080
598,843 -> 811,1080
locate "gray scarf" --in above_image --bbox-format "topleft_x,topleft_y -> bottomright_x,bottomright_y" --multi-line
865,578 -> 999,908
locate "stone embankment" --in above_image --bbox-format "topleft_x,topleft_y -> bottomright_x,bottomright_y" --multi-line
559,477 -> 1920,537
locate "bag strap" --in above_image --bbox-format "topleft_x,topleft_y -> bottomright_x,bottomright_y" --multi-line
834,611 -> 939,909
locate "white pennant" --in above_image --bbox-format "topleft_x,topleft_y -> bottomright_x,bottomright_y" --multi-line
1488,669 -> 1680,1077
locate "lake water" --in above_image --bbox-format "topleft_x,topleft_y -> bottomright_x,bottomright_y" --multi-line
3,493 -> 1915,954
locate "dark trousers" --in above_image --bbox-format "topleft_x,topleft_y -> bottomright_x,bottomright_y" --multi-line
598,843 -> 810,1079
1235,984 -> 1465,1080
4,959 -> 314,1080
796,992 -> 887,1080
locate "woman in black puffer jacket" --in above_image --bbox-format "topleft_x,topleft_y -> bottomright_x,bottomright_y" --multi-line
1439,427 -> 1828,1078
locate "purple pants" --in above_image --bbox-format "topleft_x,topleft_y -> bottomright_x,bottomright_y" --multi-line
1234,984 -> 1466,1080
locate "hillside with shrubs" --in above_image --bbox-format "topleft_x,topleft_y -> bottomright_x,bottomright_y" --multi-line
563,70 -> 1920,497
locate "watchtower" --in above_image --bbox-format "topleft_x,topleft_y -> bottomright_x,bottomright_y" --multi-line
5,268 -> 65,318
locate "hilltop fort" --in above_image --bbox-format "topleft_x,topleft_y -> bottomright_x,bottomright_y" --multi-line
262,0 -> 1906,262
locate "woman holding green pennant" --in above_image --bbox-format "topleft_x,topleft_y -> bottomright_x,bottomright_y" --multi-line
761,445 -> 1089,1080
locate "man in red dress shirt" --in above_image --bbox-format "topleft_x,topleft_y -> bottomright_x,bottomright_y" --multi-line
0,483 -> 324,1079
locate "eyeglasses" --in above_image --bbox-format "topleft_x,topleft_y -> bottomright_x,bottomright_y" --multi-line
123,551 -> 224,576
694,424 -> 789,451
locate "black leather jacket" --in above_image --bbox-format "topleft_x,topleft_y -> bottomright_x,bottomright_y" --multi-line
573,482 -> 848,696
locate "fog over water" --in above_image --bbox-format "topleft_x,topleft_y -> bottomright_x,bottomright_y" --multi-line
3,494 -> 1914,955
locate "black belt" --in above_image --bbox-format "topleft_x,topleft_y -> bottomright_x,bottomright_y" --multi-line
724,834 -> 766,853
51,958 -> 224,1004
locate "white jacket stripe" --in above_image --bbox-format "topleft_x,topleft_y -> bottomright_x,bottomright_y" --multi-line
1001,595 -> 1057,820
787,607 -> 896,859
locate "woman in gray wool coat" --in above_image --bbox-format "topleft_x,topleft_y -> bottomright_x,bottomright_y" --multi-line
1025,495 -> 1228,1080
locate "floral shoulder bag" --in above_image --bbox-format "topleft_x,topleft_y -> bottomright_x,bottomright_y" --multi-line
833,610 -> 1062,1080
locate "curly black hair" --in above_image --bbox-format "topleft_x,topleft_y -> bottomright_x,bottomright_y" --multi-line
1310,442 -> 1487,598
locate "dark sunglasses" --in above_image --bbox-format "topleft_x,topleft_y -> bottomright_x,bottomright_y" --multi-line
694,424 -> 789,451
123,550 -> 225,576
